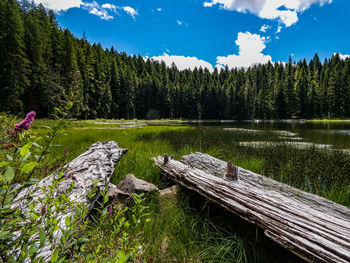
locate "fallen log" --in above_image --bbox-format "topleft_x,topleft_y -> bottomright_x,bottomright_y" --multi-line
153,152 -> 350,263
11,141 -> 128,262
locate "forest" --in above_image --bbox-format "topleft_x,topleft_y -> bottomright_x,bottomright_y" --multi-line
1,0 -> 350,120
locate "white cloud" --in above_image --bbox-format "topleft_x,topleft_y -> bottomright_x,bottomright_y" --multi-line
203,0 -> 332,27
260,24 -> 271,32
176,20 -> 188,26
89,7 -> 113,20
157,8 -> 162,12
34,1 -> 137,21
122,6 -> 138,19
334,52 -> 350,60
215,31 -> 272,69
33,0 -> 82,11
83,1 -> 115,20
276,25 -> 282,33
101,3 -> 117,12
150,53 -> 214,72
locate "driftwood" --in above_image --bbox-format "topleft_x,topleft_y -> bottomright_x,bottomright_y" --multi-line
153,152 -> 350,263
11,141 -> 128,262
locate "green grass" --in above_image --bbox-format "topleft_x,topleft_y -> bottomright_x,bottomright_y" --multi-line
32,121 -> 350,262
307,119 -> 350,123
46,123 -> 350,207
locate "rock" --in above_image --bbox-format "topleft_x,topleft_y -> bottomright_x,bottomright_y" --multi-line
106,183 -> 131,205
117,174 -> 158,194
159,185 -> 179,198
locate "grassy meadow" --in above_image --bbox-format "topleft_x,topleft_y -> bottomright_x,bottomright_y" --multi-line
30,120 -> 350,262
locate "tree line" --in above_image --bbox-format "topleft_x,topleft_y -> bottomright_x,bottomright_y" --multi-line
1,0 -> 350,120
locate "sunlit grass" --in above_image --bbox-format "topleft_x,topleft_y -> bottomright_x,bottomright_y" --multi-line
32,120 -> 350,262
308,119 -> 350,123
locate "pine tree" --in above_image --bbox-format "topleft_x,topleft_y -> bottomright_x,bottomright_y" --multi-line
0,0 -> 29,113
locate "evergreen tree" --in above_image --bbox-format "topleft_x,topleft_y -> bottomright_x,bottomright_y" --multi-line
0,0 -> 29,113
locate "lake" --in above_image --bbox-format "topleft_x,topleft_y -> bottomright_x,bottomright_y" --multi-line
150,120 -> 350,150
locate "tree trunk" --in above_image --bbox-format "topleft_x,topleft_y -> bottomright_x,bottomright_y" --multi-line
154,152 -> 350,263
11,141 -> 128,262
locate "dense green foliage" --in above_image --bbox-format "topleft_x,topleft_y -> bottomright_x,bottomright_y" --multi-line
47,121 -> 350,262
3,114 -> 350,262
1,0 -> 350,120
0,113 -> 155,262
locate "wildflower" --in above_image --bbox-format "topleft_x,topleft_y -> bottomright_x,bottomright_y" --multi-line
41,205 -> 47,216
14,111 -> 36,133
109,205 -> 113,217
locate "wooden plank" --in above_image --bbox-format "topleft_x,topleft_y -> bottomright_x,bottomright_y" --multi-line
154,153 -> 350,263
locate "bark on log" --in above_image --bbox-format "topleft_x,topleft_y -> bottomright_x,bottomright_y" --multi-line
153,152 -> 350,263
11,141 -> 128,262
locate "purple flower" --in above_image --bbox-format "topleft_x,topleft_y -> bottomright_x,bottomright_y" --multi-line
109,206 -> 113,217
14,111 -> 36,133
41,205 -> 47,216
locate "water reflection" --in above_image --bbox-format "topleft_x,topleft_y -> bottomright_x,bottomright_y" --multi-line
150,120 -> 350,149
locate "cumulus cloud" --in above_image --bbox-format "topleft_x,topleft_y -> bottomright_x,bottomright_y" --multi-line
334,52 -> 350,60
33,0 -> 83,11
34,0 -> 137,20
101,3 -> 117,12
176,20 -> 183,26
157,8 -> 162,12
82,1 -> 114,20
89,7 -> 113,20
216,31 -> 272,69
260,24 -> 271,32
122,6 -> 138,19
150,53 -> 214,72
203,0 -> 332,27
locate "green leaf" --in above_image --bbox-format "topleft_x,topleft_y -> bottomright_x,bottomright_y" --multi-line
23,152 -> 31,161
65,216 -> 71,227
66,102 -> 74,110
29,244 -> 38,255
51,249 -> 58,263
4,166 -> 15,183
6,154 -> 13,161
20,142 -> 32,158
39,229 -> 46,247
0,161 -> 10,168
0,231 -> 11,240
55,107 -> 63,115
21,162 -> 38,174
33,142 -> 43,149
24,178 -> 40,186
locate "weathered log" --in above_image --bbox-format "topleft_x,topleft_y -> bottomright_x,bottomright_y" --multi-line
11,141 -> 128,262
153,152 -> 350,263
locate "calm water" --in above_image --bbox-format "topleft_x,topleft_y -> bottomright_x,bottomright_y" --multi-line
213,121 -> 350,149
153,120 -> 350,150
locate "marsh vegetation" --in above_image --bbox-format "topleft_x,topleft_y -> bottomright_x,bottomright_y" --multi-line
33,119 -> 349,262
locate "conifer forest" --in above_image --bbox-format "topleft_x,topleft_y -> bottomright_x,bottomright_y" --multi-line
1,0 -> 350,120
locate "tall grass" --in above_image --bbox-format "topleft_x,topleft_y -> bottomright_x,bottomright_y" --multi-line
36,122 -> 350,262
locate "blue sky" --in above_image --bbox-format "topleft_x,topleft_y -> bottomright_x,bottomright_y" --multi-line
34,0 -> 350,71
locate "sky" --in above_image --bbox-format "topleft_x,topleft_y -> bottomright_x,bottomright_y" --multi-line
33,0 -> 350,71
